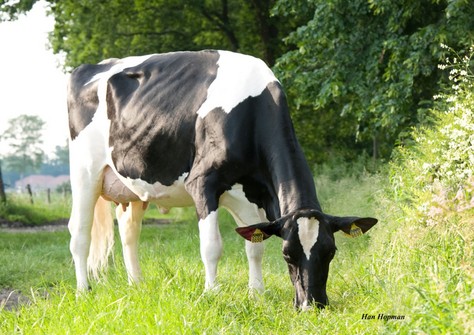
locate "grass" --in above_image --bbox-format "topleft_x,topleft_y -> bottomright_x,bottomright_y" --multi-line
1,167 -> 472,334
0,191 -> 71,225
0,171 -> 402,334
0,225 -> 397,334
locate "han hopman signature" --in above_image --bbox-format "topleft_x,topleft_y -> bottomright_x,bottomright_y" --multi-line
362,313 -> 406,321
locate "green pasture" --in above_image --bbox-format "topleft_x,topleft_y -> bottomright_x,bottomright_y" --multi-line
2,169 -> 472,334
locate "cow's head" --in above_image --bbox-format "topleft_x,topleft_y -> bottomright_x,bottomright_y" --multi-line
236,209 -> 377,310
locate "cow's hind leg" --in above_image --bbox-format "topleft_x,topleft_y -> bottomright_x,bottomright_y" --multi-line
116,201 -> 146,284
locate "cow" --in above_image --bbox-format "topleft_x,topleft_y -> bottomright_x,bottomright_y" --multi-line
67,50 -> 377,310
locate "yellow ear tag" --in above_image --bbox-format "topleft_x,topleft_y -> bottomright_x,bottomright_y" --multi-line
251,229 -> 264,243
349,224 -> 363,238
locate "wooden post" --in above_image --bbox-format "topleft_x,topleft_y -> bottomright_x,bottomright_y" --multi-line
47,188 -> 51,204
26,184 -> 34,204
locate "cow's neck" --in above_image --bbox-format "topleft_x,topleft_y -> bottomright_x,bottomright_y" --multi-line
266,143 -> 321,217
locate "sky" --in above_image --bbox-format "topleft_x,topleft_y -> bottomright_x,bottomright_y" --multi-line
0,0 -> 68,157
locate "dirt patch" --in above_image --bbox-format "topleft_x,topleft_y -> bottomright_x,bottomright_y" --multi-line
0,289 -> 30,311
0,218 -> 173,233
0,218 -> 69,233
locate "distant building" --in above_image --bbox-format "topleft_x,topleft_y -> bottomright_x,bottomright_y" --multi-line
15,175 -> 70,191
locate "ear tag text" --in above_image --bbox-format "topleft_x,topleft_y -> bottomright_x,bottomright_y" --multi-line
251,229 -> 264,243
349,224 -> 363,238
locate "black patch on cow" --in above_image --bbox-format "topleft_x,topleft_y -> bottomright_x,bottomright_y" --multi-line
68,60 -> 119,140
106,51 -> 219,185
187,81 -> 320,219
69,51 -> 319,219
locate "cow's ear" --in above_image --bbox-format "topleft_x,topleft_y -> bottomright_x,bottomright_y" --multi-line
235,220 -> 284,242
325,215 -> 378,238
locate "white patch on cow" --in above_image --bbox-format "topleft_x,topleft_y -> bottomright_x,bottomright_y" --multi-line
123,172 -> 192,204
196,50 -> 278,118
297,217 -> 320,260
198,211 -> 222,290
105,160 -> 194,208
219,184 -> 267,227
80,55 -> 155,142
71,55 -> 154,149
84,54 -> 154,86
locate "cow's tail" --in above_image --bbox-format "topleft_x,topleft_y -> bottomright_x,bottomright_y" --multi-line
87,196 -> 115,280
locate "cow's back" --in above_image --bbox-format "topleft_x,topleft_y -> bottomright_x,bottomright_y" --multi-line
68,50 -> 282,193
105,51 -> 220,185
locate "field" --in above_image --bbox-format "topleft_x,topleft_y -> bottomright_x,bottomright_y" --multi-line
0,168 -> 472,334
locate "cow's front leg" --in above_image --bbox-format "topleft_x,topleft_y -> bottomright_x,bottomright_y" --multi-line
245,240 -> 264,293
116,201 -> 146,284
198,211 -> 222,290
185,163 -> 223,291
219,189 -> 267,293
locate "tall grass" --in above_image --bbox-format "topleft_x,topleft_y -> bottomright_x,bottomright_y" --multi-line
370,46 -> 474,334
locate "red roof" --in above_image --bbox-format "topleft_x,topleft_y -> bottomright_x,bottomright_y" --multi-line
15,175 -> 70,190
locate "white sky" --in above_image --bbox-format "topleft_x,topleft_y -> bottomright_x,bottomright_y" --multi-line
0,0 -> 68,157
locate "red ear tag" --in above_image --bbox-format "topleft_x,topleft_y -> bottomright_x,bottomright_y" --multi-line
251,229 -> 264,243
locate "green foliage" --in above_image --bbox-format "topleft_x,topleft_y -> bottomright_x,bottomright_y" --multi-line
274,0 -> 474,162
389,45 -> 474,226
0,0 -> 36,21
376,45 -> 474,334
42,0 -> 310,68
3,0 -> 474,166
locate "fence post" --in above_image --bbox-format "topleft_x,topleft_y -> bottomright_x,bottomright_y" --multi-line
26,184 -> 34,204
47,188 -> 51,204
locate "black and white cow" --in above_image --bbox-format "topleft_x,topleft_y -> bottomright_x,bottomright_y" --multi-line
67,50 -> 377,309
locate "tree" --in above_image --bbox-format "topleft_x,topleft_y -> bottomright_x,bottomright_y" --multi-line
52,142 -> 69,167
1,115 -> 46,177
40,142 -> 70,176
0,0 -> 36,20
1,0 -> 311,68
274,0 -> 474,162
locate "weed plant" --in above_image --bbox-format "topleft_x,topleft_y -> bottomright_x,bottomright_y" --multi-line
376,45 -> 474,334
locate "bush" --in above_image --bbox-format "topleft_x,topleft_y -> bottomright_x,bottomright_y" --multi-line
390,45 -> 474,226
381,45 -> 474,333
